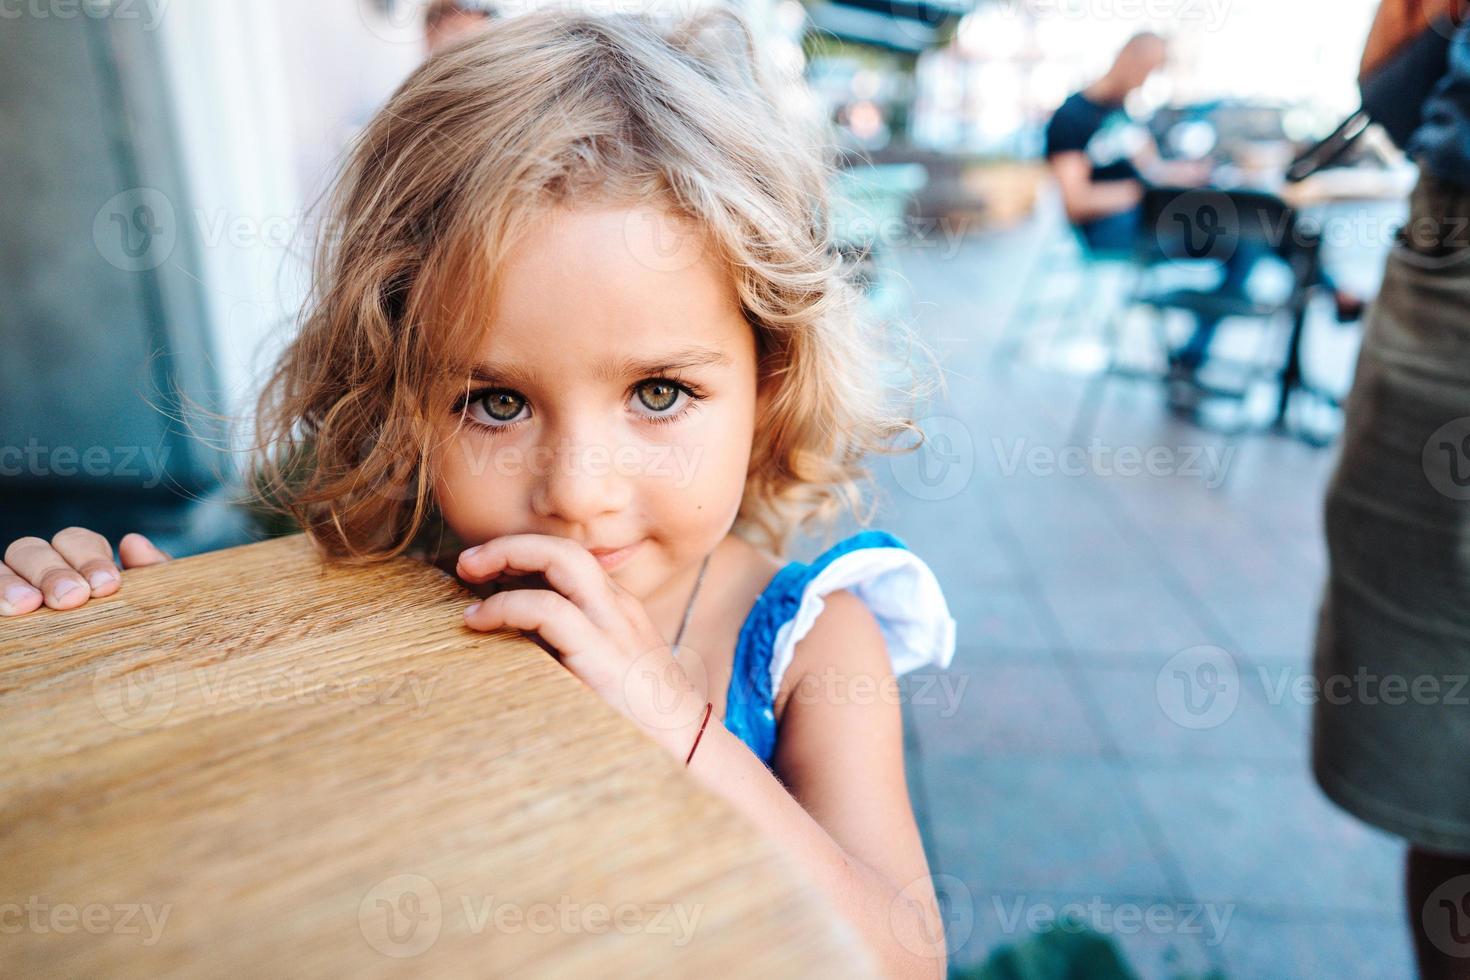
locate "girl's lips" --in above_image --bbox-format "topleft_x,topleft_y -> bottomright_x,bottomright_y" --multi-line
589,539 -> 644,570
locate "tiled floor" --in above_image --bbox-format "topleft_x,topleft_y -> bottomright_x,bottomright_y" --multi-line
869,206 -> 1416,978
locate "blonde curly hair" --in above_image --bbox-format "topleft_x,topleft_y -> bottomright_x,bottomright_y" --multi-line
246,7 -> 922,563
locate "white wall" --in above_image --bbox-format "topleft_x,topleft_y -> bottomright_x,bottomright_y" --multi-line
157,1 -> 421,456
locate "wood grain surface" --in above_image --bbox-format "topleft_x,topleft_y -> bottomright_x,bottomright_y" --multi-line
0,534 -> 873,978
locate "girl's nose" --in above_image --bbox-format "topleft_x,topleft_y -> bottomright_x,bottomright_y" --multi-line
528,437 -> 634,526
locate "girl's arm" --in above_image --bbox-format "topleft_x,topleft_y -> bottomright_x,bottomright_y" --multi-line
456,535 -> 946,978
670,591 -> 947,980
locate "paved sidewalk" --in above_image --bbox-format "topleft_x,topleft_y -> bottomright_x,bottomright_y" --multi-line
865,214 -> 1414,978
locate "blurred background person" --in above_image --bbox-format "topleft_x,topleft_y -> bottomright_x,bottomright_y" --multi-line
1313,1 -> 1470,977
1045,31 -> 1362,391
425,0 -> 496,56
1044,32 -> 1224,385
1043,32 -> 1201,253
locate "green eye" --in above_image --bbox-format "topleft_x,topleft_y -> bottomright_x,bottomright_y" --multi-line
478,389 -> 525,422
635,380 -> 681,413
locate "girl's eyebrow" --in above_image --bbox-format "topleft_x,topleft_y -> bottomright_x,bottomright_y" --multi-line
467,346 -> 732,386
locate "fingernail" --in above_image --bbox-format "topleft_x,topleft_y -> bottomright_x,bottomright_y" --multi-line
89,570 -> 117,590
461,545 -> 482,561
464,603 -> 480,618
5,583 -> 39,607
1,583 -> 39,615
52,579 -> 81,600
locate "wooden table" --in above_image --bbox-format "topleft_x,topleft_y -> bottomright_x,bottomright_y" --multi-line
0,534 -> 872,978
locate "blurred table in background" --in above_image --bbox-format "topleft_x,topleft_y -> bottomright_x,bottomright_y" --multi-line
1280,164 -> 1419,207
0,535 -> 871,978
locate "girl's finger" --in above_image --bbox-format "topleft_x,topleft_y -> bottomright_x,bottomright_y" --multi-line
0,565 -> 44,616
119,533 -> 171,569
465,588 -> 702,736
456,534 -> 627,635
3,537 -> 91,610
50,527 -> 120,597
464,588 -> 607,669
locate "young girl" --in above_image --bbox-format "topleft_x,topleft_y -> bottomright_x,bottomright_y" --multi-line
1,10 -> 956,975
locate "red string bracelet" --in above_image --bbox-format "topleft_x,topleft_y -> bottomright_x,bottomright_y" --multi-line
685,702 -> 713,767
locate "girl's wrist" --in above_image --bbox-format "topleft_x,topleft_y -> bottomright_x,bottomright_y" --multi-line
644,699 -> 714,764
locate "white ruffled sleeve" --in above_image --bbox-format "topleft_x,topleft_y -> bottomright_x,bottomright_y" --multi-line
768,545 -> 958,696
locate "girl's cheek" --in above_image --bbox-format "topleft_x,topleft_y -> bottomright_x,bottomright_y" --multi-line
658,406 -> 753,511
431,432 -> 529,543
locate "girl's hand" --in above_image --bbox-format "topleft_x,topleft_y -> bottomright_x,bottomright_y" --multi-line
1,529 -> 171,616
456,534 -> 709,758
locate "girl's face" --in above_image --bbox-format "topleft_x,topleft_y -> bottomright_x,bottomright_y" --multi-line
431,205 -> 760,605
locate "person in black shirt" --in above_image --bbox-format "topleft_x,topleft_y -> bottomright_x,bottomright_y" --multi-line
1043,34 -> 1196,252
1044,34 -> 1241,378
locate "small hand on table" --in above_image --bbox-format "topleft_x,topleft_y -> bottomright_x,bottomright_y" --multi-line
456,534 -> 710,762
1,530 -> 170,616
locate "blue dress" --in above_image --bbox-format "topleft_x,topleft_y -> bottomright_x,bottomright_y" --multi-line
721,530 -> 957,767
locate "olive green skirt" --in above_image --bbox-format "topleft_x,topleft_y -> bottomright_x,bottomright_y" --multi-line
1313,171 -> 1470,853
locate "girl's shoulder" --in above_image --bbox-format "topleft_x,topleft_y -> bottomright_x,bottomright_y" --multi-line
766,529 -> 956,682
729,530 -> 957,736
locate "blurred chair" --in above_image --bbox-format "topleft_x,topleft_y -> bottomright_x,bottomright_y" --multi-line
1071,186 -> 1334,443
997,223 -> 1140,365
830,163 -> 928,326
